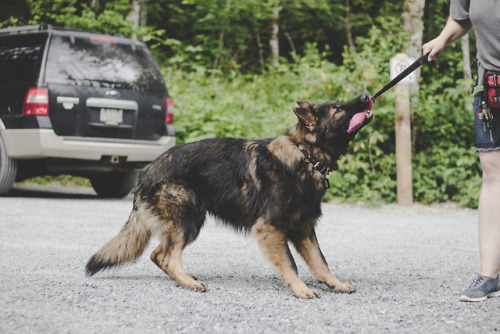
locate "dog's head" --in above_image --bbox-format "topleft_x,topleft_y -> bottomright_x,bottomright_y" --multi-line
293,93 -> 373,145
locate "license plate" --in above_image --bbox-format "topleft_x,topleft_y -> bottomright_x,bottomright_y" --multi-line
100,108 -> 123,125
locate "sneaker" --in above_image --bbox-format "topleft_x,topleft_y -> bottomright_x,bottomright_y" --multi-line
459,274 -> 500,302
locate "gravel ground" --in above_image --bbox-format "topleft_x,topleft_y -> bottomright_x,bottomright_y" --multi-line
0,184 -> 498,333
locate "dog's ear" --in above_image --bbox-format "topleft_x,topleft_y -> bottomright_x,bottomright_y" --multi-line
294,100 -> 317,132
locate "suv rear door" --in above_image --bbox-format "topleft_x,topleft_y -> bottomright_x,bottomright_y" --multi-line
43,32 -> 168,141
0,33 -> 47,117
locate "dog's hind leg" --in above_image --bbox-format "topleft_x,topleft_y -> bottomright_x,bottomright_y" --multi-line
252,218 -> 320,299
150,244 -> 196,280
150,233 -> 207,292
290,224 -> 356,294
149,185 -> 208,291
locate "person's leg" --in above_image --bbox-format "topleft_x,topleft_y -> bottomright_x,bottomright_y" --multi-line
459,150 -> 500,301
461,90 -> 500,301
478,150 -> 500,278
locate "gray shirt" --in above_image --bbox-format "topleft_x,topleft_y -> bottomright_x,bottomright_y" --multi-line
450,0 -> 500,84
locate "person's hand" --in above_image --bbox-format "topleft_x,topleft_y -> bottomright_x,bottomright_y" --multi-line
422,37 -> 445,60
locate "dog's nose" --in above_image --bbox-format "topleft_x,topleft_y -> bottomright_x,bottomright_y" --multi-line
360,93 -> 369,103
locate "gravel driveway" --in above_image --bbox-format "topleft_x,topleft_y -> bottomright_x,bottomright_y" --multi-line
0,184 -> 498,333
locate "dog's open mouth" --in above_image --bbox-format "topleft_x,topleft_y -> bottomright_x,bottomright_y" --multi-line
347,110 -> 373,133
347,95 -> 375,134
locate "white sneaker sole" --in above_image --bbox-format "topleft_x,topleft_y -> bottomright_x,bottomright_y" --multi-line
459,289 -> 500,302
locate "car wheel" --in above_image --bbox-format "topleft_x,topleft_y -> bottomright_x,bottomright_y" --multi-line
90,171 -> 138,198
0,134 -> 17,195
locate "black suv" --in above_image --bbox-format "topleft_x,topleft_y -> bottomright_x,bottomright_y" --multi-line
0,25 -> 175,197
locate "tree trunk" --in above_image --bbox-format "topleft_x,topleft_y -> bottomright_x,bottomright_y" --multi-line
139,0 -> 147,27
461,34 -> 473,112
345,0 -> 356,55
403,0 -> 425,78
403,0 -> 425,153
90,0 -> 100,19
270,4 -> 279,67
127,0 -> 147,41
461,35 -> 472,91
256,32 -> 265,72
284,31 -> 296,53
212,0 -> 231,75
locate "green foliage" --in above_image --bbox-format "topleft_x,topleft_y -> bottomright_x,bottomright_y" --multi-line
413,148 -> 481,207
146,0 -> 406,72
19,175 -> 91,187
166,19 -> 481,208
2,0 -> 139,37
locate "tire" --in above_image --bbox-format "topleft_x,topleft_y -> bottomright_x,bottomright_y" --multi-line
0,134 -> 17,196
90,171 -> 138,198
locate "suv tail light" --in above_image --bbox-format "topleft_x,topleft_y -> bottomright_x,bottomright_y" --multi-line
24,87 -> 49,115
165,97 -> 175,124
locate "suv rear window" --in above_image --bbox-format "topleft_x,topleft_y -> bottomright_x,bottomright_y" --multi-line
45,34 -> 166,93
0,35 -> 45,84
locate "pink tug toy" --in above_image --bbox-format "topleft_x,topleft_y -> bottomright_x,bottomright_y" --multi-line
346,52 -> 432,134
347,95 -> 375,134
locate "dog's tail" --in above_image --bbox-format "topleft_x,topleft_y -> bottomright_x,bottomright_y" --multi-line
85,206 -> 152,276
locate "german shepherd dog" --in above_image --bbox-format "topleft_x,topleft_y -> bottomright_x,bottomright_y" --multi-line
86,93 -> 373,299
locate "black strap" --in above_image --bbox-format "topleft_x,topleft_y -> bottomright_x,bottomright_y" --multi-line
298,148 -> 331,176
373,52 -> 430,99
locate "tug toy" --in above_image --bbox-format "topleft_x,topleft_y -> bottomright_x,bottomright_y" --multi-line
347,52 -> 431,134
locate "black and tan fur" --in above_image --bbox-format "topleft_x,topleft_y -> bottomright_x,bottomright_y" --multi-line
86,93 -> 372,299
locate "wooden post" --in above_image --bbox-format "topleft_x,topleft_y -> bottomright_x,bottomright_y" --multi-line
395,82 -> 413,205
391,53 -> 413,205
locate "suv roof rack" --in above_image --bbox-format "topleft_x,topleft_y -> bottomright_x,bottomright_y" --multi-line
0,25 -> 122,37
0,25 -> 51,35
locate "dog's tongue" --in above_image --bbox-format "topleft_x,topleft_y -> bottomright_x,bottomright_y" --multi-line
347,95 -> 374,134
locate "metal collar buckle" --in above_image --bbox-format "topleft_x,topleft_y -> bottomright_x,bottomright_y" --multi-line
297,146 -> 332,189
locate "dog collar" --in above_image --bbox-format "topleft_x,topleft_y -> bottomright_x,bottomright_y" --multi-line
297,146 -> 332,189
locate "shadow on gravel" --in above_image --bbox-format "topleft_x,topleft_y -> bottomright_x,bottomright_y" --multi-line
91,275 -> 165,281
89,271 -> 286,291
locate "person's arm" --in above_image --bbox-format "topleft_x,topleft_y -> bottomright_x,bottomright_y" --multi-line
422,16 -> 473,59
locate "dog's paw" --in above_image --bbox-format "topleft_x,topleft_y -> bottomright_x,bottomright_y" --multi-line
177,277 -> 207,292
330,282 -> 356,294
189,281 -> 208,292
293,286 -> 320,299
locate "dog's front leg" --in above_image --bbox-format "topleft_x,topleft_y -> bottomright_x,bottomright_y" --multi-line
291,227 -> 356,294
252,219 -> 320,299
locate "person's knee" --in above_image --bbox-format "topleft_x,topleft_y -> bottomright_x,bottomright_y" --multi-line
480,151 -> 500,185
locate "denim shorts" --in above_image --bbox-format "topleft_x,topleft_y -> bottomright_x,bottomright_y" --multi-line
474,90 -> 500,152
